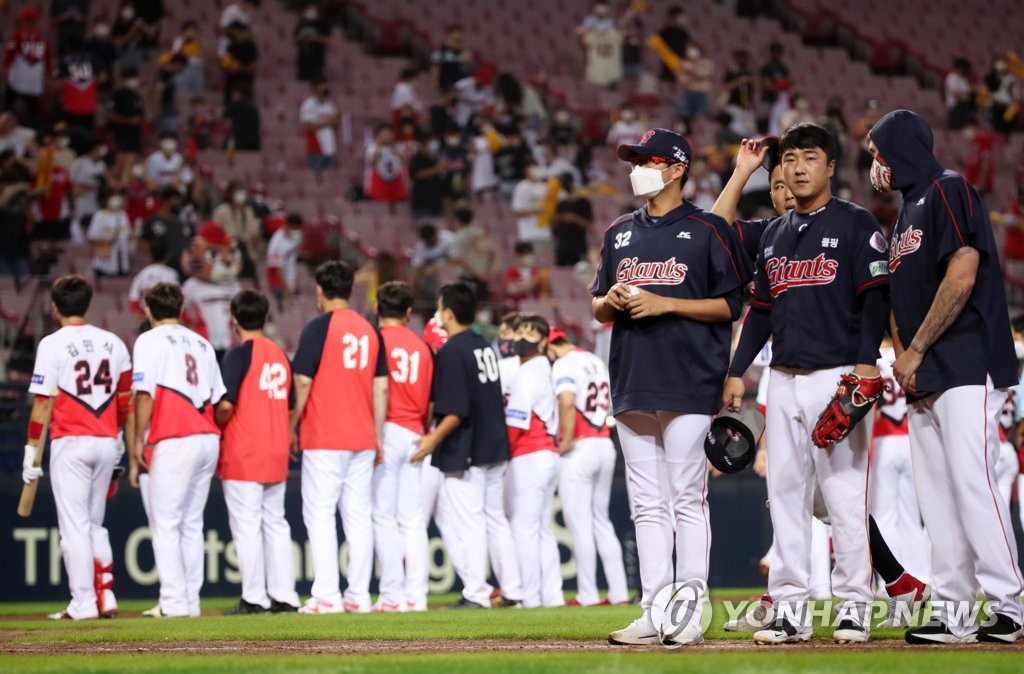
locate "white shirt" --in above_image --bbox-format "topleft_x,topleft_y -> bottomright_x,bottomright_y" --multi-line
511,179 -> 550,243
132,323 -> 226,417
410,229 -> 456,268
498,355 -> 521,404
470,135 -> 496,192
129,263 -> 179,311
551,349 -> 611,432
182,277 -> 242,351
299,96 -> 338,156
944,71 -> 971,108
606,119 -> 646,147
266,228 -> 302,291
70,155 -> 106,220
0,125 -> 36,158
505,355 -> 558,437
390,80 -> 421,111
87,209 -> 130,276
145,151 -> 192,188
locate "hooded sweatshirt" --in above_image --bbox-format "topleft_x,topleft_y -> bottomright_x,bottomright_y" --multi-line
869,109 -> 1016,395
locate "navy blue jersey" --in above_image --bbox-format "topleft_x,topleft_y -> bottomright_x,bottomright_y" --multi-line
751,198 -> 889,369
590,202 -> 752,415
871,110 -> 1016,394
431,330 -> 511,472
734,218 -> 772,262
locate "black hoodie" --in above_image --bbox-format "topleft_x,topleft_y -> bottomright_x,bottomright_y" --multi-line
870,109 -> 1016,394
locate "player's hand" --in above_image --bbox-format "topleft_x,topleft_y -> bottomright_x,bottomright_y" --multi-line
722,376 -> 745,410
605,283 -> 632,312
128,463 -> 140,489
22,444 -> 42,484
753,446 -> 768,478
892,348 -> 923,396
374,439 -> 384,467
559,439 -> 574,456
133,438 -> 148,471
288,429 -> 300,461
735,138 -> 769,176
626,287 -> 670,320
410,435 -> 436,463
709,464 -> 723,478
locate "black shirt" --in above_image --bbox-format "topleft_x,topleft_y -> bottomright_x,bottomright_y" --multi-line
225,98 -> 261,151
431,43 -> 471,91
431,330 -> 511,473
408,151 -> 444,215
657,25 -> 689,81
493,143 -> 531,183
724,67 -> 754,109
108,86 -> 144,151
140,213 -> 192,277
759,60 -> 790,104
225,39 -> 258,90
553,195 -> 593,267
294,18 -> 329,80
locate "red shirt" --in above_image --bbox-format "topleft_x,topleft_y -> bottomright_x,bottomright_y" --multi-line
39,166 -> 69,221
381,324 -> 434,435
422,316 -> 448,352
503,264 -> 544,303
219,337 -> 292,482
964,133 -> 994,193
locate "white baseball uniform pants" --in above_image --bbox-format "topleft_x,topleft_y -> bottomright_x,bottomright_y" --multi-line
508,450 -> 564,608
301,448 -> 375,610
416,461 -> 471,607
559,437 -> 629,605
50,436 -> 117,619
909,383 -> 1024,636
222,479 -> 300,609
444,461 -> 523,606
996,441 -> 1020,509
616,410 -> 712,618
762,518 -> 833,600
372,423 -> 428,610
869,435 -> 931,581
148,434 -> 219,617
765,367 -> 872,629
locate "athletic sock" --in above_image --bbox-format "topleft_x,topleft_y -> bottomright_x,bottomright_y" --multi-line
868,515 -> 905,584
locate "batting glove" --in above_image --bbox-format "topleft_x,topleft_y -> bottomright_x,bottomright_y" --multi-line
22,444 -> 43,484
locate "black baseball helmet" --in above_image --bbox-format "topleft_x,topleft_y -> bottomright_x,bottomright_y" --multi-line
704,404 -> 765,474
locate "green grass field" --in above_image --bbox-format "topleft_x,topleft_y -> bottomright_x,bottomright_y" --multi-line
2,593 -> 1021,673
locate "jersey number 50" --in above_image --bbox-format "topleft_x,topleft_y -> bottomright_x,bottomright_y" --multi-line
473,348 -> 499,383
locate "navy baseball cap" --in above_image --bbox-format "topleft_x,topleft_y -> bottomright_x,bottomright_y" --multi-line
616,128 -> 692,166
759,136 -> 781,173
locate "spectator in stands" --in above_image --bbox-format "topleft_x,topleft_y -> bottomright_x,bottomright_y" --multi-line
945,57 -> 975,130
503,241 -> 549,305
266,213 -> 304,312
391,67 -> 423,119
431,24 -> 474,93
187,163 -> 217,219
3,7 -> 51,123
70,139 -> 109,245
124,162 -> 156,232
52,122 -> 75,168
722,49 -> 756,135
549,108 -> 578,146
619,2 -> 644,86
155,52 -> 188,134
112,1 -> 148,71
682,154 -> 721,212
678,44 -> 713,124
429,88 -> 460,138
295,2 -> 331,82
57,33 -> 102,133
539,141 -> 582,188
213,180 -> 260,280
224,84 -> 262,152
410,223 -> 455,318
355,250 -> 399,315
107,68 -> 145,186
494,125 -> 531,201
300,78 -> 340,183
758,42 -> 789,132
962,119 -> 996,196
850,98 -> 882,176
0,112 -> 37,159
454,64 -> 496,130
656,6 -> 689,85
187,96 -> 213,151
51,0 -> 89,57
823,95 -> 849,190
364,124 -> 409,209
222,21 -> 259,106
33,128 -> 73,243
170,20 -> 207,95
551,173 -> 592,268
146,131 -> 191,191
140,186 -> 192,278
511,163 -> 550,246
439,127 -> 470,209
580,5 -> 623,89
129,239 -> 180,316
984,57 -> 1020,134
83,20 -> 117,98
450,205 -> 497,302
577,2 -> 616,34
470,123 -> 498,200
0,154 -> 34,289
88,186 -> 131,278
409,134 -> 445,219
779,93 -> 815,133
134,0 -> 167,55
219,0 -> 257,55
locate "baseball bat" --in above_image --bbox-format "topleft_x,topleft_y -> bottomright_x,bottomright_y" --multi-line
17,444 -> 44,518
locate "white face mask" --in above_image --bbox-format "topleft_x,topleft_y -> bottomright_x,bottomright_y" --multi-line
107,196 -> 124,210
56,136 -> 71,149
287,229 -> 303,242
519,254 -> 536,267
629,164 -> 674,200
433,309 -> 444,327
869,157 -> 893,193
233,190 -> 247,205
160,139 -> 177,154
131,164 -> 145,178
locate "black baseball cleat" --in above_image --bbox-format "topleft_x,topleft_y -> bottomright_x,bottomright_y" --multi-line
442,597 -> 488,610
833,619 -> 869,643
269,600 -> 299,613
493,596 -> 523,608
225,599 -> 269,615
977,613 -> 1023,644
905,620 -> 977,644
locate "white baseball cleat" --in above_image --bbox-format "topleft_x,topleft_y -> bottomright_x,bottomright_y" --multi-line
141,605 -> 165,618
608,616 -> 660,646
724,594 -> 774,632
877,574 -> 930,629
753,619 -> 812,645
298,598 -> 344,615
47,609 -> 74,621
372,600 -> 405,613
98,589 -> 118,618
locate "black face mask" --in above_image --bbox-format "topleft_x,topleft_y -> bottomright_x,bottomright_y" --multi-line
513,338 -> 541,358
496,338 -> 516,358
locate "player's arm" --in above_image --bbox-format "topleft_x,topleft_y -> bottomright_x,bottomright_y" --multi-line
557,391 -> 576,455
592,285 -> 632,323
711,139 -> 767,225
289,374 -> 312,433
22,395 -> 54,483
723,305 -> 773,406
850,287 -> 889,379
132,392 -> 153,469
625,290 -> 737,322
372,375 -> 388,464
889,311 -> 905,358
411,414 -> 460,462
214,344 -> 249,429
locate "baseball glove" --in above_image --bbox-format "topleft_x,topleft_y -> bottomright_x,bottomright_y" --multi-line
811,373 -> 886,448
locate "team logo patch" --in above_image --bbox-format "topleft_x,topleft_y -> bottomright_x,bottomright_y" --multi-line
506,409 -> 529,421
869,260 -> 888,278
672,145 -> 689,164
616,257 -> 688,286
31,373 -> 44,385
869,231 -> 888,253
133,372 -> 145,382
888,227 -> 923,272
639,129 -> 656,145
764,254 -> 839,297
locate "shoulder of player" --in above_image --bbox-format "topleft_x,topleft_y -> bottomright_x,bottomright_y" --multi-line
600,211 -> 637,239
927,170 -> 978,207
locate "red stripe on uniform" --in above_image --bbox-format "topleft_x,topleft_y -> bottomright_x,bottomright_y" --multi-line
688,215 -> 743,283
982,387 -> 1024,588
960,175 -> 973,218
855,276 -> 888,294
932,179 -> 966,247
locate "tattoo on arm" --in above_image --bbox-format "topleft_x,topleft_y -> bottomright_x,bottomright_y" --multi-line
908,247 -> 978,354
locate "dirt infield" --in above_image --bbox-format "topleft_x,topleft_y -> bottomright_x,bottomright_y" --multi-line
3,635 -> 1024,655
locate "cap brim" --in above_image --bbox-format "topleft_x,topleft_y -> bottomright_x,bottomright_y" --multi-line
616,144 -> 651,162
759,136 -> 781,173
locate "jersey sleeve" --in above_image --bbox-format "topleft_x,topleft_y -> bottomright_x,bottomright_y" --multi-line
432,346 -> 471,419
749,252 -> 773,311
219,341 -> 253,405
588,227 -> 616,297
28,337 -> 59,397
733,218 -> 770,263
208,346 -> 227,404
504,372 -> 532,431
131,336 -> 158,395
374,328 -> 388,377
291,313 -> 330,378
851,210 -> 890,295
551,358 -> 577,397
705,215 -> 754,298
929,174 -> 990,262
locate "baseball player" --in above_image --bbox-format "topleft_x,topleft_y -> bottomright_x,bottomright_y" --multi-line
25,276 -> 133,620
504,313 -> 564,608
724,123 -> 891,644
868,109 -> 1024,644
132,282 -> 226,617
215,290 -> 301,614
373,281 -> 434,612
289,261 -> 388,614
410,282 -> 518,609
547,326 -> 630,607
591,128 -> 752,646
181,222 -> 242,362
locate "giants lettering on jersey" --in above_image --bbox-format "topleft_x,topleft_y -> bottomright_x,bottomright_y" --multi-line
616,256 -> 688,286
888,227 -> 923,272
763,253 -> 838,297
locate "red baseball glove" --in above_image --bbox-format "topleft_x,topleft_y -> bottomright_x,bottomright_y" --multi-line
812,373 -> 886,448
